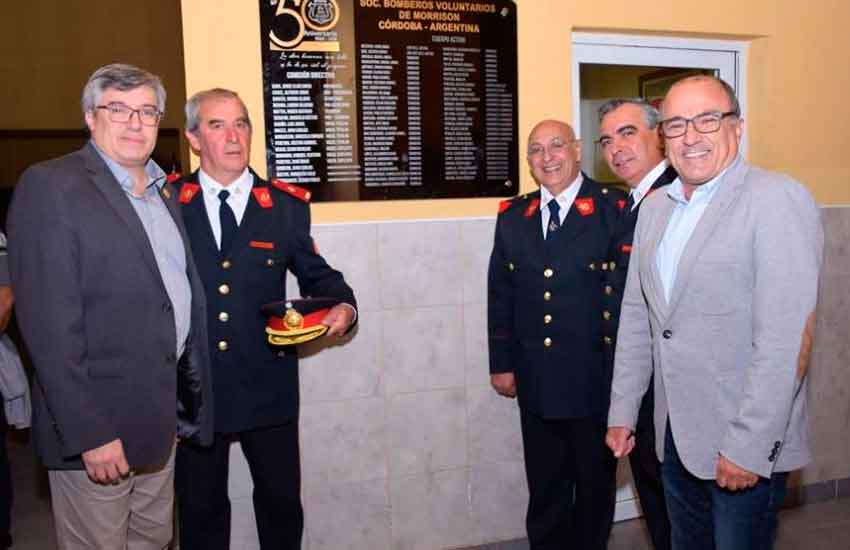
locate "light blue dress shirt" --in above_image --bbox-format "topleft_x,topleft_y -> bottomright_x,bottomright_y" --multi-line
656,162 -> 733,303
92,142 -> 192,357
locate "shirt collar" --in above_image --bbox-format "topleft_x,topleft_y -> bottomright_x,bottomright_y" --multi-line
198,168 -> 253,197
540,172 -> 584,211
630,160 -> 669,207
666,156 -> 738,206
90,139 -> 166,193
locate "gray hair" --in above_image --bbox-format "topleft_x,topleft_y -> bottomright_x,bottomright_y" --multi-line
665,75 -> 741,117
185,88 -> 251,133
598,98 -> 660,129
81,63 -> 166,117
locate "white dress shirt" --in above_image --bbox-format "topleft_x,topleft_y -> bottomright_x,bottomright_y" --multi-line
198,168 -> 253,249
540,173 -> 583,238
629,160 -> 669,211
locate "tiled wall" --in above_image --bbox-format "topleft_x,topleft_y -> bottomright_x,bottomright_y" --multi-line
226,207 -> 850,550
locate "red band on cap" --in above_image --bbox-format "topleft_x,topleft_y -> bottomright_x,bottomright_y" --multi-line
267,309 -> 328,332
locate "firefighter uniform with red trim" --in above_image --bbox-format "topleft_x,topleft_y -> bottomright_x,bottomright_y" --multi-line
487,174 -> 622,549
174,170 -> 355,550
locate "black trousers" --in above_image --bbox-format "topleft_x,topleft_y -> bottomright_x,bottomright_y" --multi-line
175,420 -> 303,550
0,409 -> 10,549
520,409 -> 617,550
629,383 -> 671,550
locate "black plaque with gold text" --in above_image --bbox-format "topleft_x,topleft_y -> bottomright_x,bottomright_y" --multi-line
259,0 -> 517,201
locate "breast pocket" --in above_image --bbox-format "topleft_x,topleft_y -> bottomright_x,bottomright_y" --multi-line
692,261 -> 743,315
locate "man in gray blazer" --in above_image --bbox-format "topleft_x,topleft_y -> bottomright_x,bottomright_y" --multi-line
8,63 -> 213,549
606,75 -> 822,550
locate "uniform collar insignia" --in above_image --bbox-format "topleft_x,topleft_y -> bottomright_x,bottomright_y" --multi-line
574,197 -> 595,216
524,198 -> 540,218
252,187 -> 274,208
179,183 -> 201,204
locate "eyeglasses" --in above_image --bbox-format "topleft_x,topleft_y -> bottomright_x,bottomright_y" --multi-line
95,102 -> 162,126
659,111 -> 738,139
527,138 -> 578,158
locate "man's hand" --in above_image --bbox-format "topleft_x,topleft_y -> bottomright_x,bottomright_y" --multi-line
81,439 -> 130,484
716,454 -> 759,491
322,304 -> 355,337
490,372 -> 517,398
606,426 -> 635,458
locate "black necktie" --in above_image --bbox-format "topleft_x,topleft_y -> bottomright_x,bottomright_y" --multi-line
626,193 -> 636,212
219,189 -> 238,256
547,199 -> 561,238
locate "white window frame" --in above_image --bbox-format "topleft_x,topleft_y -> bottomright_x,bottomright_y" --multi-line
571,32 -> 749,155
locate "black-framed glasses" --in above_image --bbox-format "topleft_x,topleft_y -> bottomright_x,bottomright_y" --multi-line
527,138 -> 578,158
659,111 -> 738,139
95,102 -> 162,126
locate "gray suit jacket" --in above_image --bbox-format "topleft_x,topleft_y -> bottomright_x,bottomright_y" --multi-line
7,143 -> 214,469
608,156 -> 823,479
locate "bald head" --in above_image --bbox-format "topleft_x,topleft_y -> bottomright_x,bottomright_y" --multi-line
526,119 -> 582,196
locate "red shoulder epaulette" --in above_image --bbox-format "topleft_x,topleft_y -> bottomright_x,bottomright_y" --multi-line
179,183 -> 201,204
272,179 -> 312,203
166,172 -> 182,184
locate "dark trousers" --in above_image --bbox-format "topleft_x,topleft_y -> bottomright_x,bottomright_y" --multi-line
175,420 -> 303,550
520,409 -> 617,550
0,410 -> 11,549
661,425 -> 787,550
629,386 -> 671,550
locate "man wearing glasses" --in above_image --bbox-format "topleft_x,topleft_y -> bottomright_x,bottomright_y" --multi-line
607,76 -> 822,549
7,63 -> 213,549
488,120 -> 621,549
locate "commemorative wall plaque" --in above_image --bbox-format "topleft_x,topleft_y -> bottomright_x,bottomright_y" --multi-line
258,0 -> 518,201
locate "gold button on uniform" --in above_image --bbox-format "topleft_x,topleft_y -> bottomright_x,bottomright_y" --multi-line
217,340 -> 229,351
543,291 -> 552,301
601,262 -> 609,271
588,263 -> 596,271
609,261 -> 617,270
218,312 -> 229,323
508,262 -> 515,271
603,310 -> 611,320
543,337 -> 552,347
604,336 -> 613,345
266,258 -> 275,267
543,268 -> 554,278
604,285 -> 613,295
221,260 -> 232,269
544,314 -> 552,324
218,284 -> 230,295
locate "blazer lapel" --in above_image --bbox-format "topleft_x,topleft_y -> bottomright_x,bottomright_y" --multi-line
521,193 -> 545,262
644,193 -> 677,321
666,158 -> 748,314
228,176 -> 274,260
180,172 -> 219,261
82,144 -> 163,284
